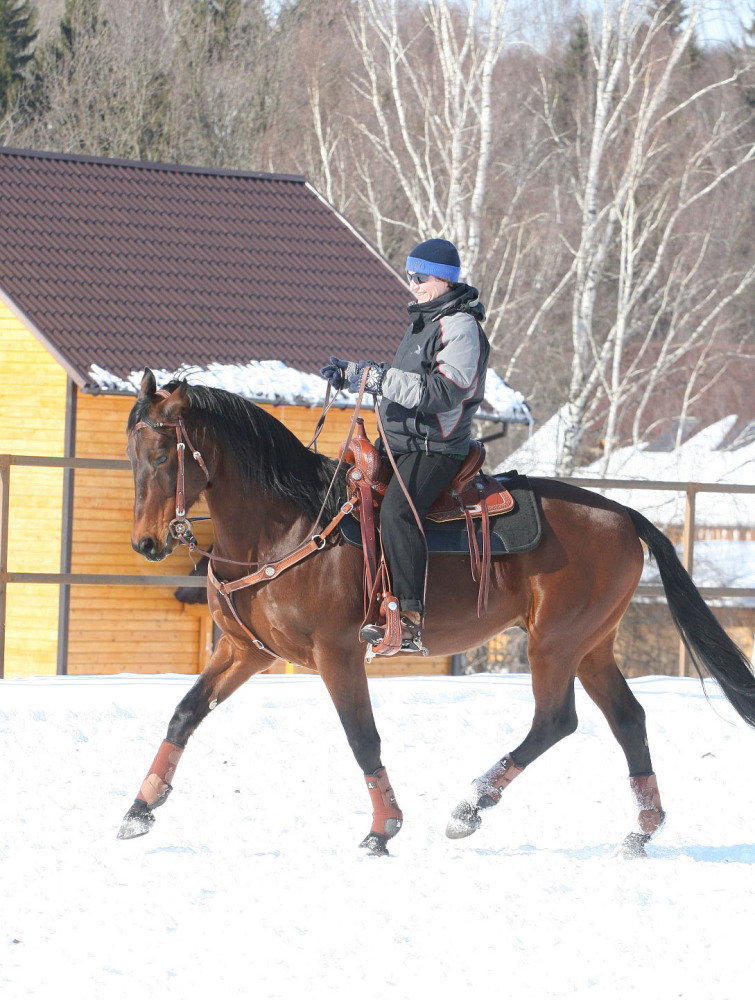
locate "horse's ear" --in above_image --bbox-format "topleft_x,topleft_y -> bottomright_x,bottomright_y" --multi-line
162,381 -> 190,422
138,368 -> 157,400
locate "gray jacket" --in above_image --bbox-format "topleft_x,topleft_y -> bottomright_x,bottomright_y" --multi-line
378,284 -> 489,457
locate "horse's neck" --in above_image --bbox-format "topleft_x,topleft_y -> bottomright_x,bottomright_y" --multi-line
204,459 -> 310,567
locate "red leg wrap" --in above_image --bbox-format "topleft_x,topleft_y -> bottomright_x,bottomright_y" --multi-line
473,753 -> 524,805
137,740 -> 184,807
365,767 -> 403,838
630,773 -> 665,835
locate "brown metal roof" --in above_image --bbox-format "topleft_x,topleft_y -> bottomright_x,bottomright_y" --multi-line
0,146 -> 410,390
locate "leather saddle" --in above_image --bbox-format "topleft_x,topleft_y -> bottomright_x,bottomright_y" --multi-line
339,419 -> 515,522
338,419 -> 515,625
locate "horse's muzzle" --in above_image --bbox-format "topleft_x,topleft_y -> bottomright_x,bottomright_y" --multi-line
132,533 -> 172,561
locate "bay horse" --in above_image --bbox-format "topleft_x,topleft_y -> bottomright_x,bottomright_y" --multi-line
119,370 -> 755,857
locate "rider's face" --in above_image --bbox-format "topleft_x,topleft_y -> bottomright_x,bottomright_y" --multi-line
409,273 -> 451,304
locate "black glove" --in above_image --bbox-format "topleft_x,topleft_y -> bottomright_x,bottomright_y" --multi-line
319,356 -> 348,390
345,361 -> 386,395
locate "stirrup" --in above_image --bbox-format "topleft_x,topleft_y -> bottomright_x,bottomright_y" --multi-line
359,622 -> 384,644
360,617 -> 429,657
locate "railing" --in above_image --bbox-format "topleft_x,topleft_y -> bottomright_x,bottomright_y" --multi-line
560,477 -> 755,676
1,455 -> 753,678
0,454 -> 204,678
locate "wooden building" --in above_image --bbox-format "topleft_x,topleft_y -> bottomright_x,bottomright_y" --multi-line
0,147 -> 532,680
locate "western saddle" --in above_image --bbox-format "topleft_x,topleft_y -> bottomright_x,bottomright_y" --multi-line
339,419 -> 514,658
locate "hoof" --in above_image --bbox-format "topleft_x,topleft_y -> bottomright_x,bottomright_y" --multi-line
117,799 -> 155,840
446,800 -> 482,840
359,832 -> 390,856
617,831 -> 651,859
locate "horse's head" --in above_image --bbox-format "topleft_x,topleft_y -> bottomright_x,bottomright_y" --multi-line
127,369 -> 208,561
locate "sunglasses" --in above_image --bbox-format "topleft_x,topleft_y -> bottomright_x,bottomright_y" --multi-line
406,271 -> 432,285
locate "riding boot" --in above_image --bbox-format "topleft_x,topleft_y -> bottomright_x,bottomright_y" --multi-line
397,613 -> 424,653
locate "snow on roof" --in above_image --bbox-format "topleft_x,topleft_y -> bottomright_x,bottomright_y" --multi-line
479,369 -> 534,426
88,362 -> 534,425
497,408 -> 755,527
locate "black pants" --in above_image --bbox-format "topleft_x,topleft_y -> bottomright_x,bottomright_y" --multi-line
379,452 -> 463,615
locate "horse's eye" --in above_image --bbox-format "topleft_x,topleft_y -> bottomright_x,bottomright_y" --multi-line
153,455 -> 168,468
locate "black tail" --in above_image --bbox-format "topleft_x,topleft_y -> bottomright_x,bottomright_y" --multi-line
627,508 -> 755,727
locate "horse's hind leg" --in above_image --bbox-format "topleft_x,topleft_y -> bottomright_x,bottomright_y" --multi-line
578,635 -> 665,858
117,634 -> 272,839
447,642 -> 579,839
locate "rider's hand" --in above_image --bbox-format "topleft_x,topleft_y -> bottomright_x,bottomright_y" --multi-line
345,361 -> 386,395
319,356 -> 349,390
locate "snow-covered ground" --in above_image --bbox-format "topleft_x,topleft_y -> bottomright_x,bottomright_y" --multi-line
2,673 -> 754,1000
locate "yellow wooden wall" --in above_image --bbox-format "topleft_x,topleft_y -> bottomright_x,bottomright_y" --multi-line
0,302 -> 67,678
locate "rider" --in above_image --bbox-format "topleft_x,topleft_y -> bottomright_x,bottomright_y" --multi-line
321,238 -> 490,653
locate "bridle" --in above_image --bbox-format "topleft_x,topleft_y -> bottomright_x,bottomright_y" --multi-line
129,389 -> 211,549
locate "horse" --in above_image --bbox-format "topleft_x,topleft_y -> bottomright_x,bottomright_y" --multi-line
119,369 -> 755,857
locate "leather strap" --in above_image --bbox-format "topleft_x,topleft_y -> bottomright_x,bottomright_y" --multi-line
210,501 -> 354,596
306,381 -> 341,452
205,501 -> 355,657
463,504 -> 492,617
356,479 -> 378,595
206,563 -> 275,655
478,502 -> 491,616
374,405 -> 429,620
464,507 -> 481,581
309,368 -> 370,536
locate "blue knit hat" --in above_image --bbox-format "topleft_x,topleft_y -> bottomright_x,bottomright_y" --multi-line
406,238 -> 461,283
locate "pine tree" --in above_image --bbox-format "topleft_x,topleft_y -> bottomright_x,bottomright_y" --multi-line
553,15 -> 593,139
191,0 -> 242,58
59,0 -> 101,55
649,0 -> 702,66
650,0 -> 687,34
0,0 -> 38,115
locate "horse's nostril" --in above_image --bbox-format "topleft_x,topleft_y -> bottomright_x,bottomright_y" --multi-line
138,536 -> 157,556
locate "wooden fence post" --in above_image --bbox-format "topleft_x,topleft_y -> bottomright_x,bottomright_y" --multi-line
0,455 -> 10,680
678,484 -> 697,678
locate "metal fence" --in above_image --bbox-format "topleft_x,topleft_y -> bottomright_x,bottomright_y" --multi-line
1,454 -> 754,678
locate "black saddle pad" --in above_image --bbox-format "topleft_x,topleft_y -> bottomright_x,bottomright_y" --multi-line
340,471 -> 541,556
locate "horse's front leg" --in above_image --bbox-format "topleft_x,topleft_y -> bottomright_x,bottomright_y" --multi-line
317,647 -> 404,857
117,634 -> 273,839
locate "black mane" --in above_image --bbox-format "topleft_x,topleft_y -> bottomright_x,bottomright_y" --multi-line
129,381 -> 347,523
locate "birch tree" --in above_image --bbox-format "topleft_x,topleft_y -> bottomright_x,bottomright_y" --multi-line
548,0 -> 754,473
343,0 -> 512,274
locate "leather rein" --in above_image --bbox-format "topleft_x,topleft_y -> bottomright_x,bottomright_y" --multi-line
130,380 -> 369,658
